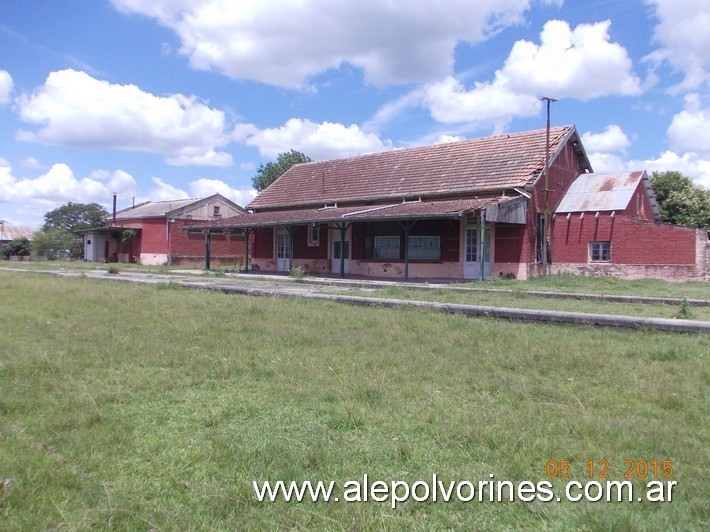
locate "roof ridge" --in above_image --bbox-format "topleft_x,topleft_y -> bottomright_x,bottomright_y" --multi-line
292,125 -> 573,167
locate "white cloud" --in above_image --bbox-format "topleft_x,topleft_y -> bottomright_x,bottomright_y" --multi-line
629,150 -> 710,188
580,125 -> 632,174
110,0 -> 532,88
423,76 -> 541,127
0,70 -> 12,106
371,19 -> 643,131
501,20 -> 643,100
166,150 -> 234,167
667,94 -> 710,155
20,157 -> 45,169
645,0 -> 710,91
437,135 -> 466,144
0,160 -> 138,213
16,69 -> 233,167
147,176 -> 189,201
189,178 -> 257,206
582,125 -> 631,154
236,118 -> 393,160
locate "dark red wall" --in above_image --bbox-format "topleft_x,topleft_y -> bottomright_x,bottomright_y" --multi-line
494,225 -> 525,263
292,225 -> 328,260
253,227 -> 274,259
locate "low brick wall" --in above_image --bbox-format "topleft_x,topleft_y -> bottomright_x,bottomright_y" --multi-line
550,263 -> 699,282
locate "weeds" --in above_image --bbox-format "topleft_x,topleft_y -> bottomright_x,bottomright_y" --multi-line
674,298 -> 695,319
156,281 -> 185,290
289,266 -> 306,281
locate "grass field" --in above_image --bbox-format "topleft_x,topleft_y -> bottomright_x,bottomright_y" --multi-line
341,286 -> 710,321
1,271 -> 708,529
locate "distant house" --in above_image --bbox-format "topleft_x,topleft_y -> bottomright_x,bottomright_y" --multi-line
83,194 -> 247,266
0,225 -> 38,246
188,126 -> 708,281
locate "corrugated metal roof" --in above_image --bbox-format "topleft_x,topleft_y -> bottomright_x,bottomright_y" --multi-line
556,171 -> 648,213
248,126 -> 579,210
112,198 -> 201,220
0,225 -> 39,241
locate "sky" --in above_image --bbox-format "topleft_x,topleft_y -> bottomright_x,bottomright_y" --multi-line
1,0 -> 709,227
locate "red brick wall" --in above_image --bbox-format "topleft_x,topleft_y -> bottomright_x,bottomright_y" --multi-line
523,136 -> 589,275
136,219 -> 170,254
170,220 -> 247,262
622,181 -> 655,221
552,214 -> 696,265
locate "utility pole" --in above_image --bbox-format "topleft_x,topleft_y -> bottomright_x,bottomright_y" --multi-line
540,97 -> 557,276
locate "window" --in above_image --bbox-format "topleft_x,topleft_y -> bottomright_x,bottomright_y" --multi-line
590,241 -> 610,262
374,235 -> 400,259
465,229 -> 477,262
213,205 -> 221,217
408,236 -> 440,260
308,224 -> 320,246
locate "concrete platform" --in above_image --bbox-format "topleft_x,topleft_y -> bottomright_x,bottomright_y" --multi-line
4,267 -> 708,333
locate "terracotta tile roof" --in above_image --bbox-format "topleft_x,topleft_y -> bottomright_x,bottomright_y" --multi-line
248,126 -> 575,210
188,197 -> 505,229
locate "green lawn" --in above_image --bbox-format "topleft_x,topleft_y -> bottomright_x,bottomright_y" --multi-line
468,273 -> 710,301
341,286 -> 710,321
1,272 -> 708,529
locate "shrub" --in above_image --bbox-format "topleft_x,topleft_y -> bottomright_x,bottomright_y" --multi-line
2,237 -> 31,258
289,266 -> 306,281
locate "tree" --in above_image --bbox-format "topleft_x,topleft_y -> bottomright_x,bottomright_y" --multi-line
30,227 -> 74,260
1,237 -> 31,258
252,150 -> 312,192
42,202 -> 108,233
650,171 -> 710,229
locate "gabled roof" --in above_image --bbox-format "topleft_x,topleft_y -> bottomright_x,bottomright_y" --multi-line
248,125 -> 586,210
556,171 -> 661,220
111,194 -> 245,221
113,198 -> 198,220
0,225 -> 39,241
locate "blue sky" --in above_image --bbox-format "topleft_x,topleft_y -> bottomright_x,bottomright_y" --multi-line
1,0 -> 709,227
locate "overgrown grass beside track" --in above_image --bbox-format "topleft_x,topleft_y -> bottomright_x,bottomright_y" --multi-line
0,271 -> 708,529
343,286 -> 710,321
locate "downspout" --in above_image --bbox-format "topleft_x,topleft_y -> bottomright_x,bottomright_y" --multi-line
205,230 -> 211,270
340,225 -> 346,278
479,211 -> 485,281
243,228 -> 251,273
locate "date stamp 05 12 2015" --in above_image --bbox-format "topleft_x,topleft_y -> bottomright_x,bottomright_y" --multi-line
545,459 -> 674,480
545,459 -> 677,502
